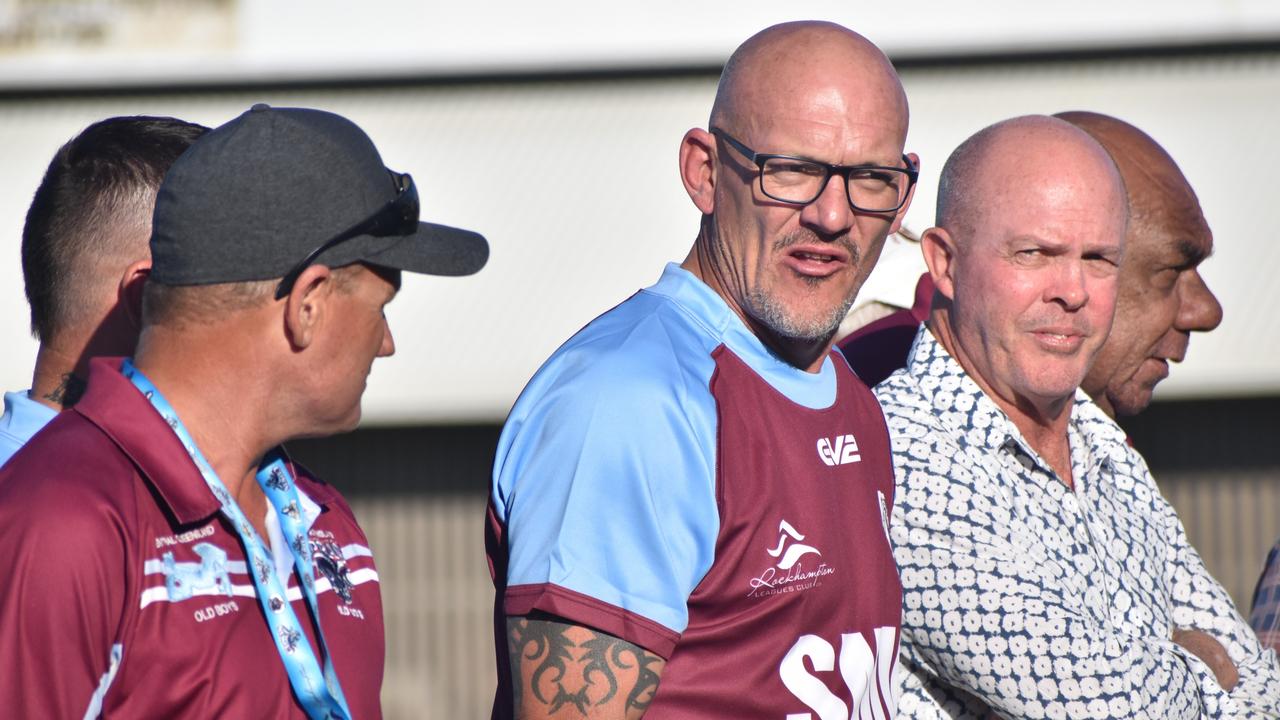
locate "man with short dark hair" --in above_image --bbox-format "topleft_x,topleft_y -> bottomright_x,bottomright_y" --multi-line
878,115 -> 1278,718
0,104 -> 488,718
0,115 -> 207,467
489,21 -> 916,719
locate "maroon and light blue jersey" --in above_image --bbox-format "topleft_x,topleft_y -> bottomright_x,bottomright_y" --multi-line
0,359 -> 385,719
489,264 -> 902,718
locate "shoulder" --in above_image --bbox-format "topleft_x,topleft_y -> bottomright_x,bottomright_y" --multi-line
506,289 -> 722,439
0,413 -> 136,574
493,289 -> 723,519
873,365 -> 937,429
0,409 -> 136,513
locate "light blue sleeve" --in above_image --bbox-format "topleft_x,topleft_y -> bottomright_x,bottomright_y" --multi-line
492,309 -> 721,637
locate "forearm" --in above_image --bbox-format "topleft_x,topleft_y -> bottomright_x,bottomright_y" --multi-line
1162,502 -> 1280,715
902,615 -> 1208,719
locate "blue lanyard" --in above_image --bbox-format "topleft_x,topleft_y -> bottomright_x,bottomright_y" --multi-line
123,360 -> 352,720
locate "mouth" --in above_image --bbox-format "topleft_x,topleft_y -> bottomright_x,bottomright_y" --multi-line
783,245 -> 850,278
1145,357 -> 1172,381
1031,328 -> 1085,353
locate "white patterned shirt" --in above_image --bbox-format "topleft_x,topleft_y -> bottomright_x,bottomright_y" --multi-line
875,327 -> 1280,719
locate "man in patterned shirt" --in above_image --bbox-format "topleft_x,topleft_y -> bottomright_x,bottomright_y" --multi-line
877,115 -> 1280,718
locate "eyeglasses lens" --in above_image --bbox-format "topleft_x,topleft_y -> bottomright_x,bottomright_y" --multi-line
760,158 -> 910,212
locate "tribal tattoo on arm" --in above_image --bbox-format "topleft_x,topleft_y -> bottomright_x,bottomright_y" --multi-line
507,614 -> 665,719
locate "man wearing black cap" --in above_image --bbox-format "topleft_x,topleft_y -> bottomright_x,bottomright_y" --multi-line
0,104 -> 487,719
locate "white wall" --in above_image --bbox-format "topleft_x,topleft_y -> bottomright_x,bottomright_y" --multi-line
2,1 -> 1279,86
1,53 -> 1277,423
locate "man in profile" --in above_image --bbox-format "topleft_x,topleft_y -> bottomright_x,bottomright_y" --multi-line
489,21 -> 917,718
878,115 -> 1277,718
0,104 -> 488,718
1,115 -> 207,466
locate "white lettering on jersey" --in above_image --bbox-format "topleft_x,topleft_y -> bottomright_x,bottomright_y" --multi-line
781,626 -> 898,719
816,435 -> 861,466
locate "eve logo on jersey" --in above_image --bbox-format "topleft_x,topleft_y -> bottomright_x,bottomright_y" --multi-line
780,626 -> 898,720
817,434 -> 861,466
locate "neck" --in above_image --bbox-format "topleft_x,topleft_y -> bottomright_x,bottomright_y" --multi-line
132,334 -> 280,506
31,304 -> 143,411
928,309 -> 1075,487
682,233 -> 832,374
30,343 -> 87,411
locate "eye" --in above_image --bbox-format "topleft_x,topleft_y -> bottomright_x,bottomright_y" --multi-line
847,169 -> 901,190
763,159 -> 824,178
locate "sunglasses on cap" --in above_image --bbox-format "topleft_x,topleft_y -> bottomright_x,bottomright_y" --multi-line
274,171 -> 420,300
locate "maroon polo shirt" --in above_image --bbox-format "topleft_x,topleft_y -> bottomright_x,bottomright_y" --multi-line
839,272 -> 933,388
0,358 -> 385,719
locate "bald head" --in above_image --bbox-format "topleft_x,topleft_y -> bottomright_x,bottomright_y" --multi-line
710,21 -> 909,148
1051,111 -> 1223,416
1056,111 -> 1206,242
938,115 -> 1128,247
677,21 -> 917,370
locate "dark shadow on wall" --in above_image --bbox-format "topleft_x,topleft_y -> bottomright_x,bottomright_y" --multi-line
285,424 -> 501,498
282,395 -> 1280,498
1119,395 -> 1280,474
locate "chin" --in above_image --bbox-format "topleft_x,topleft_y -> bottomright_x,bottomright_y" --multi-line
1109,387 -> 1156,417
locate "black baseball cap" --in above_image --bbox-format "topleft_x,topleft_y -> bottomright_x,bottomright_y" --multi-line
150,103 -> 488,286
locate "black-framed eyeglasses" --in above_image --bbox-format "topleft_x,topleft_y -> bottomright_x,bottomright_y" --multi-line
710,127 -> 917,213
274,171 -> 420,299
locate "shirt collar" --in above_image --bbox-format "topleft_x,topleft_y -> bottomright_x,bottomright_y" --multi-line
2,389 -> 59,438
74,357 -> 334,524
905,326 -> 1127,477
647,263 -> 838,409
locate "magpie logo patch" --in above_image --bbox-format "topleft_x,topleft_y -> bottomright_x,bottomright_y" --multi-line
817,434 -> 861,466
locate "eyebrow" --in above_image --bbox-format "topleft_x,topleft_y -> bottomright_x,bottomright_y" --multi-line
1177,238 -> 1211,265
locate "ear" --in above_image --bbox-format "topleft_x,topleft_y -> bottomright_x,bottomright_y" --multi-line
920,225 -> 958,302
283,265 -> 334,350
887,152 -> 921,235
679,128 -> 717,215
118,259 -> 151,329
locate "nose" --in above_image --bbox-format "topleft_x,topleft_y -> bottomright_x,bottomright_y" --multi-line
799,174 -> 855,238
1048,258 -> 1089,310
379,316 -> 396,358
1176,269 -> 1223,333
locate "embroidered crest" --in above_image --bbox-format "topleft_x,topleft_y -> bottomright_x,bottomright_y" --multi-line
312,541 -> 355,604
162,542 -> 232,601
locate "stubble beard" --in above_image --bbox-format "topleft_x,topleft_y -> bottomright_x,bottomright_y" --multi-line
745,230 -> 862,342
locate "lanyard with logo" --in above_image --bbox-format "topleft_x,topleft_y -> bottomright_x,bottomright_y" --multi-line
123,360 -> 352,720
